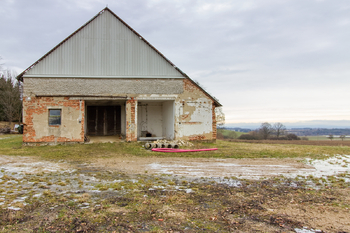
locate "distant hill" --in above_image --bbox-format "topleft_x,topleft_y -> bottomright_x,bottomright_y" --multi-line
287,128 -> 350,136
223,127 -> 251,133
225,120 -> 350,130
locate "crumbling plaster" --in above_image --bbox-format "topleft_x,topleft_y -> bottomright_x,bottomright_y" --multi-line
23,97 -> 84,143
137,79 -> 215,141
22,77 -> 216,143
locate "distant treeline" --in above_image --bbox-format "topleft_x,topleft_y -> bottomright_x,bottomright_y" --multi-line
223,127 -> 252,133
287,128 -> 350,136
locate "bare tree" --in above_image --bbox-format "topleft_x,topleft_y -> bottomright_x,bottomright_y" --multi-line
340,135 -> 346,141
215,107 -> 225,128
0,69 -> 22,125
328,134 -> 334,141
258,122 -> 273,139
273,122 -> 286,138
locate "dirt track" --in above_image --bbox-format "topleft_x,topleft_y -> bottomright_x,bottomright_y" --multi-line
91,156 -> 314,179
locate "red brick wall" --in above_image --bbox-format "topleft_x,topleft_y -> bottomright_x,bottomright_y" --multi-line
126,98 -> 137,142
212,103 -> 217,140
23,97 -> 85,143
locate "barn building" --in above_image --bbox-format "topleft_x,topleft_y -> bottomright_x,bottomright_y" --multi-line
17,7 -> 222,144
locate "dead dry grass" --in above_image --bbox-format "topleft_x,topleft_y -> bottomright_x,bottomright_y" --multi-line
1,173 -> 349,232
0,136 -> 350,232
2,135 -> 350,162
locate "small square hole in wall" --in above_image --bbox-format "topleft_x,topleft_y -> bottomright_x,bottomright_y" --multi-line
49,109 -> 61,125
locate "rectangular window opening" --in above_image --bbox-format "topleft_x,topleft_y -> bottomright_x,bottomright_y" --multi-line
49,109 -> 61,125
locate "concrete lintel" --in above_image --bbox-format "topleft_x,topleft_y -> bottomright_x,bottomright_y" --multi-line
136,97 -> 176,101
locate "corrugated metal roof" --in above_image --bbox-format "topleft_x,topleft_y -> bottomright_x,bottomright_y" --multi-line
17,7 -> 221,107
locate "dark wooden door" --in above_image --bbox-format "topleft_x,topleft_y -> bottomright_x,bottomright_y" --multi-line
87,106 -> 121,136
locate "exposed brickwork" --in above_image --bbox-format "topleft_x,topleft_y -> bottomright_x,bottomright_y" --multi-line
22,77 -> 218,143
23,97 -> 85,143
188,135 -> 205,141
176,78 -> 216,141
212,102 -> 217,140
183,78 -> 195,91
126,98 -> 137,142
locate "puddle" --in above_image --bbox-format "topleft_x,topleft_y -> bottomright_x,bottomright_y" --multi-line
304,155 -> 350,177
147,156 -> 350,179
0,155 -> 75,175
0,154 -> 349,210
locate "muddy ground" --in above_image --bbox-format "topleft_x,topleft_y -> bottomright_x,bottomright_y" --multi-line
92,156 -> 314,179
0,155 -> 350,232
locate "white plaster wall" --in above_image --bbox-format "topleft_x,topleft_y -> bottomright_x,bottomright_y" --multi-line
32,106 -> 82,140
175,97 -> 213,138
138,103 -> 163,137
162,101 -> 174,140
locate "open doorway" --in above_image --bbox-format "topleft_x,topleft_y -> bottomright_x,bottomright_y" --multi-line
137,100 -> 174,140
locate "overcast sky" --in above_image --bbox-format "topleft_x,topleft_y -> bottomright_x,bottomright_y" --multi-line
1,0 -> 350,126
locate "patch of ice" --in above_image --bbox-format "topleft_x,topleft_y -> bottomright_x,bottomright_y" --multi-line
12,196 -> 27,202
288,155 -> 350,178
90,190 -> 101,193
295,227 -> 322,233
185,189 -> 193,193
7,206 -> 21,211
211,163 -> 239,167
214,178 -> 242,187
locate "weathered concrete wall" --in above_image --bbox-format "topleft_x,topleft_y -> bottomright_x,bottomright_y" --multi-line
162,101 -> 174,140
137,79 -> 216,141
23,97 -> 84,144
175,79 -> 215,141
24,78 -> 183,96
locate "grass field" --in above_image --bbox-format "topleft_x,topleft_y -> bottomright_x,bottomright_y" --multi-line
0,135 -> 349,232
306,135 -> 349,141
2,135 -> 350,162
217,129 -> 245,139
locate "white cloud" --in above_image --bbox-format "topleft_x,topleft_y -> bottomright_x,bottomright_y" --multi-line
1,0 -> 350,124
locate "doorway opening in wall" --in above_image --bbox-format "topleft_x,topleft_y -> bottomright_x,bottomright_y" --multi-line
85,100 -> 126,143
137,100 -> 174,141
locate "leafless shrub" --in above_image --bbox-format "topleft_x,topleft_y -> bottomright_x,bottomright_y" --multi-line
0,126 -> 11,134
